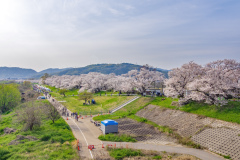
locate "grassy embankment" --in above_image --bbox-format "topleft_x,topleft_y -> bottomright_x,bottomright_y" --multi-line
93,97 -> 161,143
151,97 -> 240,124
93,97 -> 154,121
93,95 -> 239,148
93,97 -> 202,148
107,148 -> 199,160
45,85 -> 134,114
0,100 -> 78,160
98,133 -> 137,142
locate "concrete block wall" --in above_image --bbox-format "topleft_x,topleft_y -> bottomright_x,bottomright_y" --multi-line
137,105 -> 212,137
136,105 -> 240,160
116,118 -> 177,144
192,128 -> 240,160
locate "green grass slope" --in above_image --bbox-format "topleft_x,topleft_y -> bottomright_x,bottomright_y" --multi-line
150,97 -> 240,124
0,101 -> 78,160
93,97 -> 154,121
46,86 -> 134,114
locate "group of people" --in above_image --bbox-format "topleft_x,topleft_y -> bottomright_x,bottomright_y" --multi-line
47,93 -> 83,122
71,112 -> 80,121
93,121 -> 100,126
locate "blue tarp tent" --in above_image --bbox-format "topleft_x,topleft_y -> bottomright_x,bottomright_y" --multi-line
101,119 -> 118,134
101,120 -> 118,126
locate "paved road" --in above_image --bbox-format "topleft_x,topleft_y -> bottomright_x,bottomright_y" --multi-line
103,142 -> 225,160
49,97 -> 109,160
49,97 -> 225,160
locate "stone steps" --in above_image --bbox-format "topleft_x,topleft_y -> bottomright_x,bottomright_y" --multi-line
110,96 -> 139,113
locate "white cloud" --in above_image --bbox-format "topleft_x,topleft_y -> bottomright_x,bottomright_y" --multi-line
0,0 -> 239,71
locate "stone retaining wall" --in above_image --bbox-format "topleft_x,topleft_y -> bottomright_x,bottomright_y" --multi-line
116,118 -> 177,145
136,105 -> 240,160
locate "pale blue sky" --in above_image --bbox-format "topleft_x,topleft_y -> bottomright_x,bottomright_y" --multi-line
0,0 -> 239,71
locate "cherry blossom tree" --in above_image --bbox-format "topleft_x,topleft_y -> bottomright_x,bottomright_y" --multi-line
164,61 -> 204,98
42,65 -> 165,94
186,59 -> 240,105
124,65 -> 165,94
165,59 -> 240,106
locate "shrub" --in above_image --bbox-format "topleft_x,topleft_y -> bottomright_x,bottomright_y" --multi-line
0,148 -> 11,160
41,135 -> 51,141
178,137 -> 202,149
98,133 -> 137,142
51,137 -> 65,144
139,118 -> 147,122
0,128 -> 3,135
223,155 -> 231,159
109,148 -> 143,159
153,155 -> 162,159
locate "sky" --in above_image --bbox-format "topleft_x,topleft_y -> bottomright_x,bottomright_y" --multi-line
0,0 -> 239,72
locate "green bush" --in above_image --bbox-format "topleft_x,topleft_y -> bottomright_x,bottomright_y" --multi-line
0,148 -> 11,160
41,135 -> 51,141
139,117 -> 147,122
51,137 -> 64,144
109,148 -> 143,159
0,128 -> 3,135
153,155 -> 162,159
98,133 -> 137,142
223,155 -> 231,159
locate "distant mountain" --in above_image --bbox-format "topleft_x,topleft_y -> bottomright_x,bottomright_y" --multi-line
38,68 -> 72,74
56,63 -> 141,76
0,67 -> 37,79
56,63 -> 169,77
156,68 -> 169,78
32,68 -> 72,79
0,63 -> 169,80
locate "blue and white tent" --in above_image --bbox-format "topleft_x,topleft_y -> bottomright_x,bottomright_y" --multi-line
101,119 -> 118,134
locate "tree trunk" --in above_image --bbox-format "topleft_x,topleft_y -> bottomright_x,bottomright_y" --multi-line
30,124 -> 33,131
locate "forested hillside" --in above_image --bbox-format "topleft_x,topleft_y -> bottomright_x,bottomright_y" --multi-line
0,63 -> 169,79
31,68 -> 72,79
0,67 -> 37,79
56,63 -> 140,75
56,63 -> 169,77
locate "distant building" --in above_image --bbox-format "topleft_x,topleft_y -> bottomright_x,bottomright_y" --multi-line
146,88 -> 163,96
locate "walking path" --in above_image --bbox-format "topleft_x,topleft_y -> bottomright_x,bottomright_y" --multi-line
103,142 -> 225,160
49,97 -> 108,160
48,97 -> 225,160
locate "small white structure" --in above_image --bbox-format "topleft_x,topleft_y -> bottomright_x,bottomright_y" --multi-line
101,119 -> 118,134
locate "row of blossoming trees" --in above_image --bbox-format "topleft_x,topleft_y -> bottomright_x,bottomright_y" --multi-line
42,65 -> 165,94
165,59 -> 240,105
41,59 -> 240,105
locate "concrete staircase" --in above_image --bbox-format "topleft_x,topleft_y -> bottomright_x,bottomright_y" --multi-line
110,96 -> 139,113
